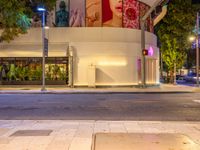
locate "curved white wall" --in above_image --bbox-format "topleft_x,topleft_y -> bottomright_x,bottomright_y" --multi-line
0,27 -> 159,86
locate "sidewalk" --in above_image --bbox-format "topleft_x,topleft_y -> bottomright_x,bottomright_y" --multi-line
0,84 -> 199,94
0,120 -> 199,150
0,84 -> 199,150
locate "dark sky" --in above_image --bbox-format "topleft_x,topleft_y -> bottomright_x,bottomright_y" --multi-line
192,0 -> 200,4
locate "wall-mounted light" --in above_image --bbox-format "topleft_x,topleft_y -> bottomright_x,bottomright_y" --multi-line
98,61 -> 127,66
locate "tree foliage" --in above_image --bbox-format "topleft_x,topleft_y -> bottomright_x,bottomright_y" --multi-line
156,0 -> 200,82
0,0 -> 56,42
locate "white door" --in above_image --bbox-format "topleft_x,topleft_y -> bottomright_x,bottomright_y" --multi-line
145,58 -> 157,84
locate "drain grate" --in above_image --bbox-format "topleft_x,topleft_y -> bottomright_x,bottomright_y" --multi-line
10,130 -> 52,137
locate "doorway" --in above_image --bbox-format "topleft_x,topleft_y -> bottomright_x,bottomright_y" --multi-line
145,58 -> 157,84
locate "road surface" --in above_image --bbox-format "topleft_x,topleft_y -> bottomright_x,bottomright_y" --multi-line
0,93 -> 200,121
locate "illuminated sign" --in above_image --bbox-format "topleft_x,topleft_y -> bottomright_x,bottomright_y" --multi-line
148,46 -> 154,56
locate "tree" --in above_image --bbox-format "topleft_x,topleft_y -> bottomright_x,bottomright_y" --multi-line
161,35 -> 186,83
186,47 -> 196,70
156,0 -> 200,83
0,0 -> 56,42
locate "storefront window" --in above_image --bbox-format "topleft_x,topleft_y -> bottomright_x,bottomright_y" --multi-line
0,57 -> 68,84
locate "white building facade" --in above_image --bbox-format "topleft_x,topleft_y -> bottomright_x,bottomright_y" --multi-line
0,0 -> 160,87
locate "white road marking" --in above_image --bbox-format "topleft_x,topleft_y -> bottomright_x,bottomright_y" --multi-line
193,100 -> 200,104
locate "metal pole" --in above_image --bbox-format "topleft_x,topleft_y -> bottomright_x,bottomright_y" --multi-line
160,51 -> 163,80
196,12 -> 199,87
141,21 -> 146,87
41,11 -> 46,91
68,46 -> 74,87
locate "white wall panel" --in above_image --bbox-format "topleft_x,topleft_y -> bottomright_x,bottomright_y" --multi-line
0,27 -> 159,86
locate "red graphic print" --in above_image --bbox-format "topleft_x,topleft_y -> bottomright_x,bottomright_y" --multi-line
139,2 -> 153,32
123,0 -> 139,29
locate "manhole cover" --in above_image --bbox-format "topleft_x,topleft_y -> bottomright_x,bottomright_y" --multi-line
92,133 -> 200,150
10,130 -> 52,137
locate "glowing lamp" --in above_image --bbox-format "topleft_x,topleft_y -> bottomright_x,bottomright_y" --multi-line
37,7 -> 46,12
142,49 -> 148,56
148,46 -> 154,56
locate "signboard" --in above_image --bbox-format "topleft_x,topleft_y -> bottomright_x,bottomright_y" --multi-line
44,38 -> 48,57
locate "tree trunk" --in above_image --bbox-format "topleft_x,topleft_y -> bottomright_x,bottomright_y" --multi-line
170,70 -> 174,84
174,62 -> 177,85
166,70 -> 169,83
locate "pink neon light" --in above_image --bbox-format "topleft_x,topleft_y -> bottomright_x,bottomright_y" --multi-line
148,46 -> 154,56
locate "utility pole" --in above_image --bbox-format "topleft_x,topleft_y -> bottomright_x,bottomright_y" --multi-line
196,12 -> 199,87
37,6 -> 47,91
141,21 -> 146,87
42,10 -> 46,91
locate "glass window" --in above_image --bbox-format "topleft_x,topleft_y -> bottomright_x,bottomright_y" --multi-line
0,57 -> 68,84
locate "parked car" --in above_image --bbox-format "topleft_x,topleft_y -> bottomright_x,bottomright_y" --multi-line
184,73 -> 200,82
191,76 -> 200,82
176,75 -> 185,80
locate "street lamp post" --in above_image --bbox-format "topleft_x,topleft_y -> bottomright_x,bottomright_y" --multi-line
196,12 -> 199,87
188,12 -> 200,87
37,6 -> 47,91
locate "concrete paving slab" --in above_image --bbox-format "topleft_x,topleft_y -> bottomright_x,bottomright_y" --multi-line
109,123 -> 127,133
0,121 -> 199,150
0,137 -> 10,144
27,136 -> 54,150
69,137 -> 92,150
0,128 -> 9,136
93,133 -> 200,150
45,137 -> 72,150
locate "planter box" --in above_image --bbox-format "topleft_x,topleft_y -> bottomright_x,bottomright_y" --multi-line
1,80 -> 67,85
46,80 -> 67,85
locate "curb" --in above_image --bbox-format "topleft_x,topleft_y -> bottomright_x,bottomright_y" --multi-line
0,91 -> 194,94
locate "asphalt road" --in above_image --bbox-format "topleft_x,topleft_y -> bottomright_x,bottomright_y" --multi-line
0,93 -> 200,121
